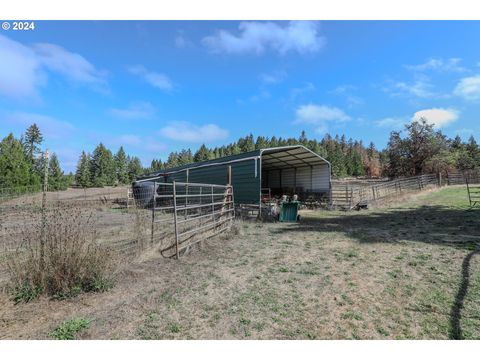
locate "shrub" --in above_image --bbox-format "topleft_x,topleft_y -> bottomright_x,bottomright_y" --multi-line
7,204 -> 115,302
50,318 -> 90,340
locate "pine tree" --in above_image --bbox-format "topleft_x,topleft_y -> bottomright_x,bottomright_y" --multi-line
178,149 -> 193,165
150,159 -> 163,172
23,123 -> 44,165
255,136 -> 269,150
0,134 -> 34,188
48,153 -> 67,191
114,146 -> 129,185
127,156 -> 143,182
89,143 -> 115,187
194,144 -> 211,162
238,134 -> 255,152
75,151 -> 91,187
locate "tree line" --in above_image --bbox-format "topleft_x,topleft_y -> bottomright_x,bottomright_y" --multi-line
2,120 -> 479,191
151,120 -> 479,179
148,131 -> 383,178
386,119 -> 480,177
74,145 -> 144,187
0,125 -> 69,190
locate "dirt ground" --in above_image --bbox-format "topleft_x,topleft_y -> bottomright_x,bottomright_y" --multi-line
1,186 -> 479,339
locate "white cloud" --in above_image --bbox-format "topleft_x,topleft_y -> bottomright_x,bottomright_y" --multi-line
128,65 -> 173,92
392,78 -> 435,98
375,117 -> 408,130
105,135 -> 166,153
0,35 -> 45,99
329,85 -> 356,95
33,43 -> 107,87
294,104 -> 350,133
412,108 -> 459,128
202,21 -> 326,55
4,112 -> 75,139
0,34 -> 107,99
159,122 -> 229,142
174,33 -> 193,49
405,58 -> 466,73
329,84 -> 364,107
453,75 -> 480,101
290,82 -> 315,100
109,102 -> 156,119
259,70 -> 287,84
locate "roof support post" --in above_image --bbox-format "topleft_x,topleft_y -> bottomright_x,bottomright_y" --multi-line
258,156 -> 262,219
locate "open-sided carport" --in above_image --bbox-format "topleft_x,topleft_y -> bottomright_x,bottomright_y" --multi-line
260,146 -> 331,201
136,145 -> 331,207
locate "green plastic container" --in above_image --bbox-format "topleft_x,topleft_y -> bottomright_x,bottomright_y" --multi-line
279,201 -> 300,222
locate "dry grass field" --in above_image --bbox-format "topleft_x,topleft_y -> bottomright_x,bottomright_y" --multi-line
0,186 -> 479,339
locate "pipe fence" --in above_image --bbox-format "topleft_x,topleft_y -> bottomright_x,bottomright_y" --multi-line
331,174 -> 440,209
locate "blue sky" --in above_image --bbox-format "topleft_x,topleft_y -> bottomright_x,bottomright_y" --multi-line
1,20 -> 480,172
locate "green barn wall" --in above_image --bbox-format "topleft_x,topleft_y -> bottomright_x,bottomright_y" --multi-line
158,158 -> 261,204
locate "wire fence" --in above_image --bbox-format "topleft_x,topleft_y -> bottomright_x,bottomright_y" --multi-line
0,184 -> 43,202
0,181 -> 235,286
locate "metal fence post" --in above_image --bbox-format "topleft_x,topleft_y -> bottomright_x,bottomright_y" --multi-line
173,181 -> 180,260
211,185 -> 215,220
151,181 -> 156,244
40,150 -> 49,280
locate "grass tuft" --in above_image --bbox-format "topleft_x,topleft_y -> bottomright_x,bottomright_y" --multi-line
50,318 -> 90,340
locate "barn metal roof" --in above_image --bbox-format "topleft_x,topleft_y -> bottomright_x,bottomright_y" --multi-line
260,146 -> 330,171
138,145 -> 330,181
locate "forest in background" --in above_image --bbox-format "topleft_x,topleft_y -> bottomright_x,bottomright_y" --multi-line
1,119 -> 479,190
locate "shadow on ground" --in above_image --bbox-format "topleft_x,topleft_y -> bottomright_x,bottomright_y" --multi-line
272,205 -> 480,339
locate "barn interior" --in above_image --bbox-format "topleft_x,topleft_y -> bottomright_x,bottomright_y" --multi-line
260,146 -> 331,202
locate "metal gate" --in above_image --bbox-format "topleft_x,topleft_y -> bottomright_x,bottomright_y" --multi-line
150,181 -> 235,259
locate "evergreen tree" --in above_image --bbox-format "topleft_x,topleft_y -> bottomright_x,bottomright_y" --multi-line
127,156 -> 143,182
0,134 -> 34,188
75,151 -> 91,187
194,144 -> 211,162
48,153 -> 67,191
150,159 -> 163,172
299,130 -> 308,146
89,143 -> 115,187
178,149 -> 193,165
114,146 -> 129,184
255,136 -> 269,150
165,152 -> 179,168
23,123 -> 44,165
238,134 -> 255,153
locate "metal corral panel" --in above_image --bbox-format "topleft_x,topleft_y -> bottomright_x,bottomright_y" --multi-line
312,164 -> 330,190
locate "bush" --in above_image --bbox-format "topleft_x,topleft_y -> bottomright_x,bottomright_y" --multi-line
7,205 -> 115,302
49,318 -> 90,340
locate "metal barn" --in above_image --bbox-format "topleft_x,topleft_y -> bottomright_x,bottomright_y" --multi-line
137,145 -> 331,206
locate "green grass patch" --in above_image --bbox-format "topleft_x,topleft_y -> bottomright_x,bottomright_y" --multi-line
50,318 -> 90,340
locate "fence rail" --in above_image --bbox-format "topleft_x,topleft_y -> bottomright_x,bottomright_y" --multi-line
145,180 -> 235,259
331,174 -> 439,209
331,170 -> 480,209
